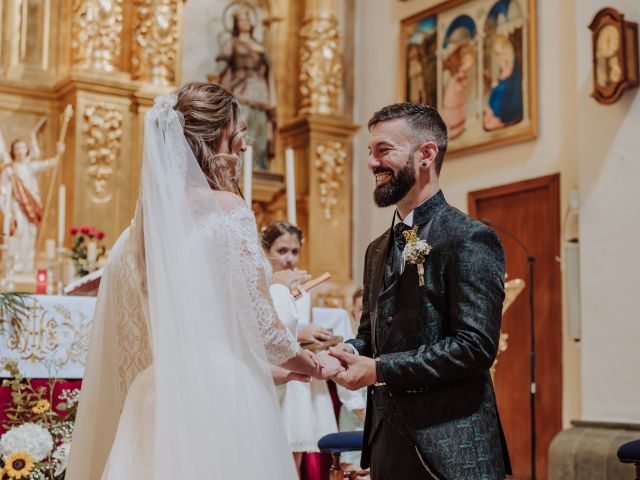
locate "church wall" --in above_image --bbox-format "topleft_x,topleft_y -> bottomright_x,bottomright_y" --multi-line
352,0 -> 582,427
576,0 -> 640,424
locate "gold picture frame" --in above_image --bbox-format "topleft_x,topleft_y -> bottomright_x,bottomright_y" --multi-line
400,0 -> 538,156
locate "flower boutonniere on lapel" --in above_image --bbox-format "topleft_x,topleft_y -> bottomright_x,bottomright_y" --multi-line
402,226 -> 432,287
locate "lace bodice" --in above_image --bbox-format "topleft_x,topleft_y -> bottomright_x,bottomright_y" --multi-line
207,204 -> 300,365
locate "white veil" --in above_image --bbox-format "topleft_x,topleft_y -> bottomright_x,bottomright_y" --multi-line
68,94 -> 296,479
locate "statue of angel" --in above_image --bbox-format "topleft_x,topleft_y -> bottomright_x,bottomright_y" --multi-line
0,117 -> 65,273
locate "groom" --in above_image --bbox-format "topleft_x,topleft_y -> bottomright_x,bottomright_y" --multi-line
330,103 -> 511,479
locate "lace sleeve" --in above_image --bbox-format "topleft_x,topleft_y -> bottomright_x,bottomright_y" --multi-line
218,205 -> 300,365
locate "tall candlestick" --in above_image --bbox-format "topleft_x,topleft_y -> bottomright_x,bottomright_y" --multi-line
243,145 -> 253,208
45,239 -> 55,260
285,147 -> 296,225
3,182 -> 12,239
87,241 -> 98,270
57,184 -> 66,245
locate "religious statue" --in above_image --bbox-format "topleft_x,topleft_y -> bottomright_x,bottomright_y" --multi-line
0,119 -> 65,273
209,2 -> 276,170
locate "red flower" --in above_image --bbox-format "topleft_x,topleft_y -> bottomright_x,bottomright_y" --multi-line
80,226 -> 90,235
97,231 -> 105,240
87,229 -> 95,238
69,227 -> 78,235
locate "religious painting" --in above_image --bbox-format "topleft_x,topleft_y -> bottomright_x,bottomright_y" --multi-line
400,0 -> 538,155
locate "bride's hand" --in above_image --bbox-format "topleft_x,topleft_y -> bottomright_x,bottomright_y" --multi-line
280,348 -> 323,379
271,366 -> 311,386
271,269 -> 311,290
318,352 -> 346,379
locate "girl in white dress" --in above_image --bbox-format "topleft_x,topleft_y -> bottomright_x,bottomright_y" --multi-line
263,221 -> 339,476
66,83 -> 322,480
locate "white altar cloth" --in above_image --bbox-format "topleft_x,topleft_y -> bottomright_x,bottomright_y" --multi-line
0,295 -> 96,378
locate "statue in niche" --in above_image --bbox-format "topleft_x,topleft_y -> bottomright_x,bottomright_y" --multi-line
209,2 -> 275,170
0,118 -> 65,273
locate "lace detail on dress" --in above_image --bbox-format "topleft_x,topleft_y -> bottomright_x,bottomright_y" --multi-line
112,228 -> 152,410
206,204 -> 300,365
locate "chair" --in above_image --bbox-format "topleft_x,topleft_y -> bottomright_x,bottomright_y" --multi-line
318,431 -> 370,480
617,439 -> 640,479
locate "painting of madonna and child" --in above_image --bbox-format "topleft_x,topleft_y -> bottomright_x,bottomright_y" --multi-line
401,0 -> 537,155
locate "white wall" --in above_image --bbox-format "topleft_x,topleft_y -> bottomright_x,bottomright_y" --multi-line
352,0 -> 582,425
576,0 -> 640,423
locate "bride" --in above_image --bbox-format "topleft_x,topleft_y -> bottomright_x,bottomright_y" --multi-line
66,83 -> 325,479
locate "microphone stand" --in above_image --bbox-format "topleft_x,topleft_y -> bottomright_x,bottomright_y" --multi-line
483,219 -> 537,480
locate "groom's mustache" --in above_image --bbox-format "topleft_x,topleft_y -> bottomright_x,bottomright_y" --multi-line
372,167 -> 394,176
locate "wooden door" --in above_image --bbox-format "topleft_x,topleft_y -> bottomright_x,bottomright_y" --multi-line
468,174 -> 562,480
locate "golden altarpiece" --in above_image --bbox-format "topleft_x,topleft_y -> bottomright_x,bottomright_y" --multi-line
0,0 -> 357,300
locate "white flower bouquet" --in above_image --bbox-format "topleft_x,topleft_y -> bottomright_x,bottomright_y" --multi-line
0,361 -> 80,479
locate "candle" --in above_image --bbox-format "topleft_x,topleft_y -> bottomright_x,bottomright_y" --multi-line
45,239 -> 55,260
285,147 -> 296,225
87,241 -> 98,265
243,145 -> 253,208
36,269 -> 47,294
3,181 -> 12,239
57,184 -> 66,245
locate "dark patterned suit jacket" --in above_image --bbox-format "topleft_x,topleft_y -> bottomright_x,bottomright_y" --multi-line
348,190 -> 511,480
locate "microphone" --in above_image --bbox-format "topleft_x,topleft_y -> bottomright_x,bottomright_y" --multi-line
481,218 -> 538,480
481,219 -> 535,264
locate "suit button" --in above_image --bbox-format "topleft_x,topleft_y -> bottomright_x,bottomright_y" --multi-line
386,316 -> 393,324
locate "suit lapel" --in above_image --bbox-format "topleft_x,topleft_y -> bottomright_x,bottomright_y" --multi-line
370,229 -> 392,356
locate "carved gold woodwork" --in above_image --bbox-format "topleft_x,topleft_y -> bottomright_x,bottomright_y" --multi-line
71,0 -> 124,72
132,0 -> 181,86
250,170 -> 288,231
314,141 -> 346,225
82,102 -> 123,204
280,115 -> 358,289
299,12 -> 343,115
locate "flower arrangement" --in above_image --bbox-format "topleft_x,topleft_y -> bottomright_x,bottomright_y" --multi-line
402,226 -> 432,287
68,225 -> 106,277
0,361 -> 80,479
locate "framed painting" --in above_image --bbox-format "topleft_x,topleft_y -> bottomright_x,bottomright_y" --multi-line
400,0 -> 538,156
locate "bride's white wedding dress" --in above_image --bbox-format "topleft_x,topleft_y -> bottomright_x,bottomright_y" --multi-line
66,94 -> 300,479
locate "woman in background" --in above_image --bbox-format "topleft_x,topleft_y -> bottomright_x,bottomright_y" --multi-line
263,221 -> 340,477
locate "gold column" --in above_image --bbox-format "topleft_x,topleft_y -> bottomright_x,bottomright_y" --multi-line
131,0 -> 183,87
71,0 -> 124,72
299,0 -> 343,115
279,0 -> 358,301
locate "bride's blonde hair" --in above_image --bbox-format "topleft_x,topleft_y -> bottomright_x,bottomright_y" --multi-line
174,82 -> 245,191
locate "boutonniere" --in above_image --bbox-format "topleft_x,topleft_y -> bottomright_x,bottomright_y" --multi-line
402,226 -> 432,287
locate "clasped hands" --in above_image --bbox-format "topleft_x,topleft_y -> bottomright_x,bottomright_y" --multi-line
286,344 -> 376,389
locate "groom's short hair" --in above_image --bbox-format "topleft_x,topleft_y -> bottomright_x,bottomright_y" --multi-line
368,103 -> 448,174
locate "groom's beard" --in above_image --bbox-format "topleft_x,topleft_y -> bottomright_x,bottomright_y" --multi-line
373,155 -> 417,208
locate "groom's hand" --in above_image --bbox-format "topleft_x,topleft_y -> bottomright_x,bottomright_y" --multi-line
328,347 -> 377,390
332,342 -> 358,355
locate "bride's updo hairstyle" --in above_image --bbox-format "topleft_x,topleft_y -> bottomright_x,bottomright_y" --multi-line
173,82 -> 245,191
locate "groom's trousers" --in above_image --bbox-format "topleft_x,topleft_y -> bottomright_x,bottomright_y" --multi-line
370,420 -> 437,480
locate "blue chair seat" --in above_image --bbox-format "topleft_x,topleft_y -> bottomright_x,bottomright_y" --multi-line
318,431 -> 364,453
618,439 -> 640,464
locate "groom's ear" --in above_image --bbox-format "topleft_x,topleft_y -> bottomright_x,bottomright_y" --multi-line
417,141 -> 438,170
